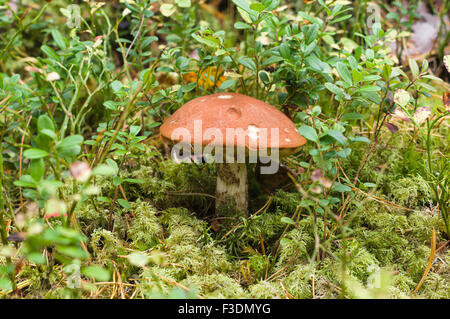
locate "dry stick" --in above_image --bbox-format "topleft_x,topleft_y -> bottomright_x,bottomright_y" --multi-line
435,240 -> 450,253
279,280 -> 295,299
110,270 -> 117,299
414,228 -> 436,294
125,9 -> 146,59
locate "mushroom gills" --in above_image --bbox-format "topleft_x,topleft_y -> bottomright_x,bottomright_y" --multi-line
215,163 -> 248,216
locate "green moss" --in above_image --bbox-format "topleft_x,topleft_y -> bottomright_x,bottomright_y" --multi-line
89,229 -> 125,267
181,273 -> 247,298
248,280 -> 284,299
248,255 -> 268,280
282,264 -> 314,298
415,272 -> 450,299
340,240 -> 380,283
275,216 -> 317,268
75,202 -> 109,234
387,175 -> 431,208
127,200 -> 162,249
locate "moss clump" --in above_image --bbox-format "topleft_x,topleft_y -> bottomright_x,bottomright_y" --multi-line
339,240 -> 380,283
248,280 -> 284,299
75,202 -> 109,234
127,200 -> 162,249
282,264 -> 314,298
160,208 -> 206,245
181,273 -> 247,298
387,175 -> 431,208
159,208 -> 233,278
271,190 -> 303,215
275,216 -> 317,269
248,255 -> 269,280
89,229 -> 125,268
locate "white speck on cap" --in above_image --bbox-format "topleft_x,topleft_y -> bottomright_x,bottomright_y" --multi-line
218,95 -> 233,99
247,125 -> 260,140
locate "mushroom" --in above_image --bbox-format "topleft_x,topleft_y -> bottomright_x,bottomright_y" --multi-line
160,93 -> 306,215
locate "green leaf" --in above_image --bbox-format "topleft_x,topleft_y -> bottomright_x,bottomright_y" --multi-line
279,43 -> 290,60
191,34 -> 220,49
234,21 -> 252,29
175,0 -> 191,7
352,69 -> 363,83
51,29 -> 67,50
332,183 -> 352,192
128,252 -> 150,267
359,85 -> 381,93
349,136 -> 370,143
341,113 -> 365,121
365,49 -> 374,61
416,81 -> 437,93
324,82 -> 344,97
219,79 -> 235,90
337,148 -> 351,158
14,175 -> 37,188
382,64 -> 392,81
323,130 -> 347,145
97,196 -> 111,203
408,58 -> 419,78
103,101 -> 121,110
124,178 -> 145,184
303,24 -> 319,44
298,11 -> 323,26
249,2 -> 265,12
298,126 -> 318,142
41,45 -> 59,61
30,159 -> 45,182
40,129 -> 56,140
329,14 -> 352,24
258,71 -> 270,84
111,80 -> 123,93
160,3 -> 176,16
93,164 -> 118,176
238,56 -> 256,71
362,75 -> 381,82
363,183 -> 377,188
262,55 -> 284,67
37,115 -> 55,133
24,148 -> 49,159
0,278 -> 12,291
57,135 -> 83,158
232,0 -> 254,15
394,89 -> 410,107
27,252 -> 47,265
336,62 -> 352,86
117,199 -> 130,209
59,135 -> 83,147
281,217 -> 296,225
57,245 -> 88,259
82,266 -> 111,282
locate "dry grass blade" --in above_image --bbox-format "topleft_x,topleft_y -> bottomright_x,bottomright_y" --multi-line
413,228 -> 436,294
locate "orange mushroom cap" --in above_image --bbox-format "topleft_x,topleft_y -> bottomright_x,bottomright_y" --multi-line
160,93 -> 306,153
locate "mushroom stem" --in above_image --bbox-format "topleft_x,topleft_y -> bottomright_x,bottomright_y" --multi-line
215,163 -> 248,216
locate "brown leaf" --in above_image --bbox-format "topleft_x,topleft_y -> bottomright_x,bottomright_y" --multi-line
385,122 -> 399,133
443,92 -> 450,111
7,232 -> 27,242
